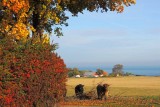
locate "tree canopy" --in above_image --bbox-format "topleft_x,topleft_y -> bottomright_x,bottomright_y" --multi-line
0,0 -> 136,43
112,64 -> 124,76
96,68 -> 104,76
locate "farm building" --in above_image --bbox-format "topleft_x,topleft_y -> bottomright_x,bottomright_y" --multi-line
84,72 -> 99,78
75,75 -> 80,78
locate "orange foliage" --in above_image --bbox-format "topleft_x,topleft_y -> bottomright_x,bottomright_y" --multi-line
1,0 -> 30,41
2,0 -> 29,13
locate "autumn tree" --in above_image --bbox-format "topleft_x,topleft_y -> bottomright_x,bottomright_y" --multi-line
0,0 -> 136,42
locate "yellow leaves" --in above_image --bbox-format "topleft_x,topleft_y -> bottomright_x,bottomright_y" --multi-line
32,34 -> 50,45
50,13 -> 60,24
42,34 -> 50,44
55,17 -> 60,24
11,22 -> 29,40
1,0 -> 30,41
42,5 -> 46,10
1,21 -> 29,41
5,25 -> 12,32
56,4 -> 62,11
19,12 -> 28,19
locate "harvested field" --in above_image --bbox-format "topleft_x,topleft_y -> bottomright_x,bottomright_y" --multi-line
59,76 -> 160,107
66,76 -> 160,96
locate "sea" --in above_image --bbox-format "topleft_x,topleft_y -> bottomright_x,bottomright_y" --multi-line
78,66 -> 160,76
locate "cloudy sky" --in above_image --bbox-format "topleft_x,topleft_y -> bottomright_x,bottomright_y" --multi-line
52,0 -> 160,69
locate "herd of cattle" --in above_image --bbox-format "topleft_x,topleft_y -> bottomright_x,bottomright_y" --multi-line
74,83 -> 110,100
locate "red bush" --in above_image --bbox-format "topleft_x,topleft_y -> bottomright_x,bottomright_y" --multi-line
0,39 -> 68,106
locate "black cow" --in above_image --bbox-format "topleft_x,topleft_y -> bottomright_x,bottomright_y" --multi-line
97,84 -> 110,100
75,84 -> 84,99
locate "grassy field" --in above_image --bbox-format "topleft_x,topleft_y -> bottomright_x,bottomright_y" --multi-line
61,76 -> 160,107
66,76 -> 160,97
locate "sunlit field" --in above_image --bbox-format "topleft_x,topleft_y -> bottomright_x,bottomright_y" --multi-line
66,76 -> 160,96
60,76 -> 160,107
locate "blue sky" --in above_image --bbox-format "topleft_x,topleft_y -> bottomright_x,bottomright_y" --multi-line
52,0 -> 160,69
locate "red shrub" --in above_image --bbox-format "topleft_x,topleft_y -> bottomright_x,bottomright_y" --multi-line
0,39 -> 68,106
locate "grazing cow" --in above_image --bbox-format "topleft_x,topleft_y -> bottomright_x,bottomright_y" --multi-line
97,83 -> 110,100
75,84 -> 84,99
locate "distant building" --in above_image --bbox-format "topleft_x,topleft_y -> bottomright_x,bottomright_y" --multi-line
83,71 -> 109,77
75,75 -> 80,78
95,71 -> 108,77
84,72 -> 99,77
100,74 -> 104,77
94,74 -> 99,78
116,74 -> 119,77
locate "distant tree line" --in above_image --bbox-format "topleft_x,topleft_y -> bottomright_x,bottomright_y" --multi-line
67,68 -> 89,77
68,64 -> 134,77
67,68 -> 108,77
